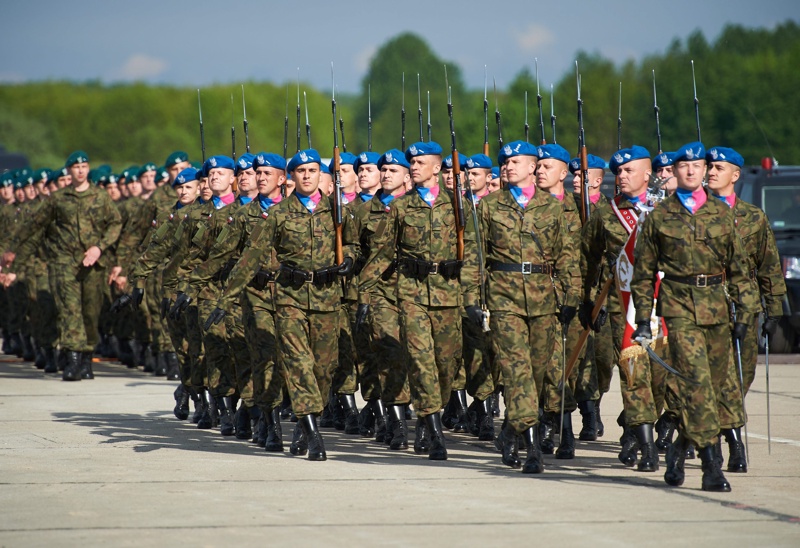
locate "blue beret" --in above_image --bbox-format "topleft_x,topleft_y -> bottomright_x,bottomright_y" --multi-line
287,149 -> 321,173
442,152 -> 468,170
491,166 -> 500,180
173,167 -> 199,187
467,154 -> 492,169
66,150 -> 89,167
651,152 -> 676,169
706,146 -> 744,168
204,155 -> 236,172
354,151 -> 381,173
609,145 -> 651,175
235,153 -> 255,175
377,149 -> 410,170
253,152 -> 287,171
569,154 -> 606,174
405,141 -> 443,161
673,142 -> 706,164
137,163 -> 157,178
320,161 -> 331,175
498,140 -> 539,165
537,144 -> 570,165
165,151 -> 189,167
339,152 -> 357,166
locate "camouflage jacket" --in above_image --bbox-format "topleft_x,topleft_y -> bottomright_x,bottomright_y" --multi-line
114,196 -> 151,274
631,190 -> 758,326
732,197 -> 786,317
352,191 -> 401,305
138,184 -> 178,249
475,185 -> 579,317
131,201 -> 196,289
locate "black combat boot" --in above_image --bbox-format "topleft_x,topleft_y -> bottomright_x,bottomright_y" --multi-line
577,400 -> 598,441
165,352 -> 180,381
320,396 -> 335,428
173,385 -> 190,420
248,406 -> 261,443
664,434 -> 689,487
359,400 -> 376,438
265,406 -> 284,452
521,426 -> 545,474
35,347 -> 47,369
539,413 -> 555,454
722,428 -> 748,473
338,394 -> 360,435
279,392 -> 292,420
299,414 -> 327,461
555,413 -> 575,460
655,412 -> 677,452
107,335 -> 120,359
426,413 -> 447,461
700,444 -> 732,492
62,350 -> 81,381
1,330 -> 10,354
216,396 -> 235,436
21,334 -> 35,362
441,391 -> 459,430
196,389 -> 214,429
499,424 -> 521,468
154,352 -> 168,376
634,423 -> 659,472
387,405 -> 408,450
374,399 -> 388,443
235,403 -> 252,440
190,389 -> 204,424
254,407 -> 267,447
595,399 -> 604,437
289,423 -> 307,456
477,398 -> 495,441
618,427 -> 639,467
143,344 -> 156,373
413,417 -> 430,454
452,389 -> 469,433
127,339 -> 141,369
43,347 -> 58,374
492,385 -> 503,417
118,339 -> 133,368
10,332 -> 23,358
79,353 -> 94,380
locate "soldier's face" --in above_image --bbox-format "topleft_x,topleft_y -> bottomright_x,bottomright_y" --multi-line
535,159 -> 568,193
57,175 -> 71,188
409,155 -> 440,187
674,160 -> 707,191
1,185 -> 14,202
105,183 -> 121,201
128,180 -> 143,197
69,162 -> 89,185
176,180 -> 200,205
198,177 -> 213,201
380,165 -> 410,195
468,168 -> 491,194
441,167 -> 454,190
237,167 -> 257,194
35,182 -> 48,196
339,164 -> 357,193
319,173 -> 333,196
256,167 -> 285,198
617,159 -> 651,197
208,168 -> 234,195
293,163 -> 321,196
358,164 -> 381,194
140,171 -> 157,191
168,161 -> 190,184
504,156 -> 536,186
657,165 -> 676,193
15,188 -> 25,202
706,161 -> 740,194
487,177 -> 501,193
119,183 -> 130,198
23,185 -> 37,200
571,168 -> 603,195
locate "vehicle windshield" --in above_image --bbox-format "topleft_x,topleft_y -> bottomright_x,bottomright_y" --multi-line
763,185 -> 800,230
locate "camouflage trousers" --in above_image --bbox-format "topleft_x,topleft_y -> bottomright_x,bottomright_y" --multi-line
741,313 -> 760,394
114,284 -> 149,344
610,312 -> 659,426
575,330 -> 600,403
276,306 -> 338,418
594,318 -> 615,398
332,302 -> 359,396
399,302 -> 461,418
32,268 -> 58,347
224,300 -> 253,406
167,304 -> 204,390
542,319 -> 585,415
462,314 -> 495,401
242,295 -> 283,412
666,318 -> 744,448
49,263 -> 104,353
198,298 -> 236,398
353,301 -> 381,402
492,312 -> 557,433
366,296 -> 410,405
6,275 -> 28,335
145,271 -> 166,351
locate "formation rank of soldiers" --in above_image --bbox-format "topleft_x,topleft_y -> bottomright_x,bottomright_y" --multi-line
0,75 -> 787,495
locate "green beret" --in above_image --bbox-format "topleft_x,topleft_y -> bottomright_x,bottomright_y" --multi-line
156,165 -> 169,181
32,168 -> 50,184
137,163 -> 157,178
165,151 -> 189,167
1,171 -> 14,188
66,150 -> 89,167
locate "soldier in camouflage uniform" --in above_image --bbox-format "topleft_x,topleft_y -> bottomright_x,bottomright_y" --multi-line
632,141 -> 759,492
472,141 -> 578,474
0,172 -> 16,354
705,146 -> 786,473
3,151 -> 122,381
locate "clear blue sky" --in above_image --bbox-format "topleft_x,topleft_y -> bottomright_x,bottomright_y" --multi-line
3,0 -> 798,93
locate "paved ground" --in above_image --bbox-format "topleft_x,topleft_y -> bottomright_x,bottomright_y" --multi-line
1,353 -> 799,547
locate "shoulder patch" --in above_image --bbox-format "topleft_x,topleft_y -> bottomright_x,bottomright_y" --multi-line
151,219 -> 158,227
227,216 -> 234,224
261,212 -> 269,219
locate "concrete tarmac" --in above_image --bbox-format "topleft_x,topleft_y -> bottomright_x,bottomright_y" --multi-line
1,353 -> 798,547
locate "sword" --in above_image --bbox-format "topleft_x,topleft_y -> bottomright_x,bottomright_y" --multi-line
734,334 -> 750,465
637,339 -> 700,385
559,322 -> 568,444
765,324 -> 772,454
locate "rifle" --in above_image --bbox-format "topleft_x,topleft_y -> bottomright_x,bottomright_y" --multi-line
483,66 -> 490,156
241,85 -> 250,153
691,60 -> 701,141
331,63 -> 344,264
616,82 -> 622,195
493,78 -> 503,149
536,58 -> 546,145
445,66 -> 465,263
197,89 -> 206,163
230,94 -> 236,162
524,90 -> 530,143
401,74 -> 406,150
550,84 -> 557,144
465,182 -> 490,332
304,91 -> 312,148
282,85 -> 288,198
417,73 -> 423,143
367,84 -> 373,152
652,70 -> 662,154
296,69 -> 301,153
339,117 -> 347,153
576,63 -> 590,226
426,90 -> 432,142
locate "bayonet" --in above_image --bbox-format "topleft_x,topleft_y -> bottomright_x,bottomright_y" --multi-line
483,66 -> 490,155
304,90 -> 312,148
653,70 -> 662,153
230,94 -> 236,161
401,73 -> 406,150
524,90 -> 529,143
241,85 -> 250,153
417,73 -> 423,142
691,59 -> 701,141
550,83 -> 556,144
296,68 -> 301,153
494,77 -> 503,149
368,84 -> 372,152
426,90 -> 432,142
197,89 -> 206,163
536,58 -> 546,144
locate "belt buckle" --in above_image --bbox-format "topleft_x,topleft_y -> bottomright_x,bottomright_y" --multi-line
521,262 -> 532,275
429,262 -> 439,275
307,271 -> 315,284
696,274 -> 707,287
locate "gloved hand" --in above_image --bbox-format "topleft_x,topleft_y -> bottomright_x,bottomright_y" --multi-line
733,322 -> 748,343
594,306 -> 608,331
160,297 -> 172,319
355,303 -> 370,334
578,301 -> 594,330
169,292 -> 191,320
762,316 -> 780,338
110,293 -> 132,314
131,287 -> 144,307
203,307 -> 226,332
632,320 -> 652,343
558,305 -> 577,327
465,305 -> 485,327
337,257 -> 355,276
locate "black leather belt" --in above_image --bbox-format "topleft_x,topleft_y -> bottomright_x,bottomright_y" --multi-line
399,257 -> 462,279
277,264 -> 339,286
489,261 -> 552,275
663,273 -> 725,287
248,268 -> 273,290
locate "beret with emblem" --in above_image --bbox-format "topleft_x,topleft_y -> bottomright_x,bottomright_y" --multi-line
32,168 -> 50,184
569,154 -> 606,174
354,151 -> 381,173
165,151 -> 189,167
204,155 -> 235,173
235,153 -> 255,175
537,144 -> 570,165
673,142 -> 705,164
442,152 -> 468,170
467,154 -> 492,170
498,140 -> 538,166
320,161 -> 331,175
339,152 -> 358,166
173,167 -> 199,187
287,149 -> 321,173
1,171 -> 14,188
405,141 -> 443,161
651,151 -> 676,170
137,163 -> 157,178
377,149 -> 410,170
253,152 -> 286,171
609,145 -> 651,175
66,150 -> 89,167
491,166 -> 500,180
55,166 -> 69,179
706,146 -> 744,168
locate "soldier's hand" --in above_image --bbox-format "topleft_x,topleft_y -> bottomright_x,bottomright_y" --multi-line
160,297 -> 172,319
114,276 -> 128,292
131,287 -> 144,307
355,304 -> 370,334
558,305 -> 577,327
337,257 -> 355,276
465,305 -> 485,327
107,266 -> 123,285
762,316 -> 780,338
594,306 -> 608,331
632,321 -> 652,343
82,245 -> 102,267
578,301 -> 594,330
1,251 -> 15,268
733,322 -> 748,343
110,293 -> 132,314
2,272 -> 16,288
169,292 -> 191,320
204,307 -> 226,331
